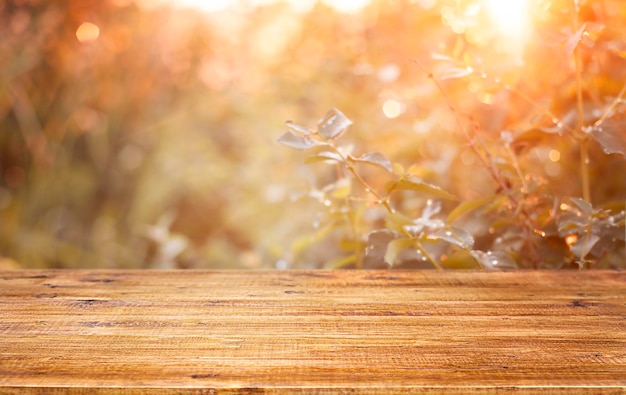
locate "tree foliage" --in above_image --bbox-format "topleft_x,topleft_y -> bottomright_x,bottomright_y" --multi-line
279,0 -> 626,270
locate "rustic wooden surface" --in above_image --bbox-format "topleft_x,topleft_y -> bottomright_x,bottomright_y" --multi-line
0,270 -> 625,394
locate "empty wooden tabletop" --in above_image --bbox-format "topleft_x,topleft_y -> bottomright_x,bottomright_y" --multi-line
1,270 -> 625,394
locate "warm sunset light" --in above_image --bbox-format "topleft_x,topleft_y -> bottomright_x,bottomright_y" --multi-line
5,0 -> 625,272
483,0 -> 530,42
321,0 -> 371,13
162,0 -> 371,13
170,0 -> 233,12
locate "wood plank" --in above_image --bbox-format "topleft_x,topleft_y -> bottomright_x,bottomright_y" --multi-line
0,270 -> 625,394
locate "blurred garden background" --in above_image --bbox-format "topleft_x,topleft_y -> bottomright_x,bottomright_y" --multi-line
1,0 -> 624,270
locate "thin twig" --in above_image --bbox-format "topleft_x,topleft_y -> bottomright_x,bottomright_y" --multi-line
571,0 -> 591,203
412,58 -> 517,202
415,242 -> 443,271
594,83 -> 626,127
328,144 -> 394,214
504,85 -> 575,135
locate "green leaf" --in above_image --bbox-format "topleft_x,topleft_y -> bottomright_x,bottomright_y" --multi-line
353,152 -> 393,172
386,175 -> 458,200
317,108 -> 352,140
564,23 -> 586,58
588,122 -> 626,157
277,131 -> 322,150
557,214 -> 587,234
469,250 -> 517,270
511,127 -> 562,153
442,250 -> 481,269
581,22 -> 605,48
428,227 -> 474,249
338,236 -> 363,252
324,254 -> 357,269
304,151 -> 344,164
385,211 -> 414,234
324,177 -> 351,199
384,237 -> 416,267
392,162 -> 405,175
570,233 -> 601,259
365,230 -> 398,265
567,197 -> 593,216
286,121 -> 313,135
447,197 -> 492,223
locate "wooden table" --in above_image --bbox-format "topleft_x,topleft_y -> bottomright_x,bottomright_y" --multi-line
1,270 -> 625,394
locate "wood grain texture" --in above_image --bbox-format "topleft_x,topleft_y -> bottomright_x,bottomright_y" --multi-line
0,270 -> 625,394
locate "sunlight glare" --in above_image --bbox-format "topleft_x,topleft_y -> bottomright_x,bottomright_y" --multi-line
170,0 -> 234,12
284,0 -> 316,13
321,0 -> 371,13
484,0 -> 530,42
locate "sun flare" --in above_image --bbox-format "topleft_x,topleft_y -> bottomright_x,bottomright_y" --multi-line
321,0 -> 371,13
483,0 -> 530,41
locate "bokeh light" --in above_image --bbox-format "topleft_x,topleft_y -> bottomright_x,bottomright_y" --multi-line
549,149 -> 561,162
484,0 -> 529,36
382,99 -> 406,119
76,22 -> 100,43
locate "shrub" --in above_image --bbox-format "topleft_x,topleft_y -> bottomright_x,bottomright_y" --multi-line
279,0 -> 626,270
